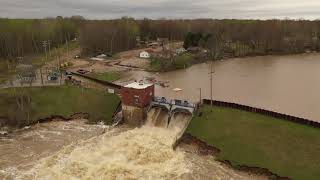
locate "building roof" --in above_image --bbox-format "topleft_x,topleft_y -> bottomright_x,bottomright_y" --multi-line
124,82 -> 153,89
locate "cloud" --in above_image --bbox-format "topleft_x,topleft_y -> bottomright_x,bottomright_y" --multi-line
0,0 -> 319,19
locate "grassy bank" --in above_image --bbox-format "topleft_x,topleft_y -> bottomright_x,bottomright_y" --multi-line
0,86 -> 120,127
187,105 -> 320,180
88,71 -> 121,82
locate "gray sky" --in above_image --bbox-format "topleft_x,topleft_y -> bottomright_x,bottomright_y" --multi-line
0,0 -> 319,20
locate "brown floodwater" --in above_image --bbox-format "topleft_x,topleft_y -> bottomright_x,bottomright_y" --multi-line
117,53 -> 320,121
0,119 -> 107,179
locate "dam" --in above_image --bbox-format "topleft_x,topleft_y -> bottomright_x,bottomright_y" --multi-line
120,82 -> 197,141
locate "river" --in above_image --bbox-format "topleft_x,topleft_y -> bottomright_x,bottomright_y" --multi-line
0,120 -> 264,180
117,53 -> 320,121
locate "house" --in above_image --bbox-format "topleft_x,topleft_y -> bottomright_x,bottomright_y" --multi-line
139,51 -> 150,59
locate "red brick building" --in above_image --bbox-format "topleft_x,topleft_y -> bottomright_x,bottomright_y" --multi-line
120,82 -> 155,126
121,82 -> 154,108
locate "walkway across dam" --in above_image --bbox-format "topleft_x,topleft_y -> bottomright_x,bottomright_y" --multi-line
146,97 -> 197,143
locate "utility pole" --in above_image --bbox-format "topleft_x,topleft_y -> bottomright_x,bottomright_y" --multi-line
40,68 -> 44,86
48,40 -> 51,57
198,88 -> 202,104
66,39 -> 69,58
209,60 -> 215,111
42,40 -> 48,65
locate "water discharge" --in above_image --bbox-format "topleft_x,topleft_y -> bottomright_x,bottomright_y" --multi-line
0,111 -> 263,180
20,127 -> 189,180
146,107 -> 169,128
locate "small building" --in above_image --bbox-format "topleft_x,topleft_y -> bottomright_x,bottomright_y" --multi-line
139,51 -> 150,59
121,81 -> 155,126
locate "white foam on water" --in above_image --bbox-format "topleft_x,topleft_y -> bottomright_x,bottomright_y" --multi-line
20,126 -> 191,180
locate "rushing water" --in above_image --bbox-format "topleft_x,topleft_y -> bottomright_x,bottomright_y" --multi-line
13,124 -> 263,180
117,53 -> 320,121
0,120 -> 107,179
1,118 -> 264,179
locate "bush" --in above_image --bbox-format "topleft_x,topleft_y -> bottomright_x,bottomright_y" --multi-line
173,53 -> 193,69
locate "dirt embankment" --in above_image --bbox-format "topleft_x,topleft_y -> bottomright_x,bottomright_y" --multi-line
0,113 -> 90,135
180,134 -> 291,180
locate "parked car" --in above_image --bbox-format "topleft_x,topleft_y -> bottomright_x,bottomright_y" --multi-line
76,69 -> 89,74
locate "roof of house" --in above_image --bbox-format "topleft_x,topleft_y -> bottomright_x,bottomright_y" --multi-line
124,82 -> 153,89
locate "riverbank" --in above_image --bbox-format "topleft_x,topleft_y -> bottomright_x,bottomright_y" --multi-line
148,50 -> 319,72
186,105 -> 320,180
0,86 -> 120,129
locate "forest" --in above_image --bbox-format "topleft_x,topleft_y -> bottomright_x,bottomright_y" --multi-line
1,17 -> 320,60
78,18 -> 320,58
0,17 -> 81,60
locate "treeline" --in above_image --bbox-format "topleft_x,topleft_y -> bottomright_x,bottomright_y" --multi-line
80,18 -> 320,57
79,18 -> 139,56
1,17 -> 320,59
0,17 -> 81,60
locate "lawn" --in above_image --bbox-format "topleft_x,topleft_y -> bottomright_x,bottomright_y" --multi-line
88,71 -> 121,82
0,86 -> 120,127
187,105 -> 320,180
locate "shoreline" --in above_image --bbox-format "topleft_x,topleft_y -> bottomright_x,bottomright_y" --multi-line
0,113 -> 90,135
148,51 -> 320,73
180,133 -> 291,180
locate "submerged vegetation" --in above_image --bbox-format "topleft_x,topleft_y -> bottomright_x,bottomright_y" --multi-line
187,105 -> 320,180
0,86 -> 120,128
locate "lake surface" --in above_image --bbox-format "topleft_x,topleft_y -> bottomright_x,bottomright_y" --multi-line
118,53 -> 320,121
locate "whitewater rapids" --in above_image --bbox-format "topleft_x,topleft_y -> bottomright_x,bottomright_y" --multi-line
2,113 -> 265,179
19,126 -> 190,180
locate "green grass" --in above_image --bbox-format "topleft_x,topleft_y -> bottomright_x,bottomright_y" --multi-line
88,72 -> 121,82
0,86 -> 120,127
187,105 -> 320,180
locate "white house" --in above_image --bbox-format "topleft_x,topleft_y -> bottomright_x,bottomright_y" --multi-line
139,51 -> 150,59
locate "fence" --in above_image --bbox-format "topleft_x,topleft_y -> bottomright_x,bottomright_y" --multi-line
202,99 -> 320,128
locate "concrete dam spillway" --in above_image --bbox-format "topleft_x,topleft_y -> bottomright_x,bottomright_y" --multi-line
146,106 -> 193,140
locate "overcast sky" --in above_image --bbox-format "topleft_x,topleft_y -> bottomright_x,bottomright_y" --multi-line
0,0 -> 319,20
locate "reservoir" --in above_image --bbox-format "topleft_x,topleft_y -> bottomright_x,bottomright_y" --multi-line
119,53 -> 320,121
